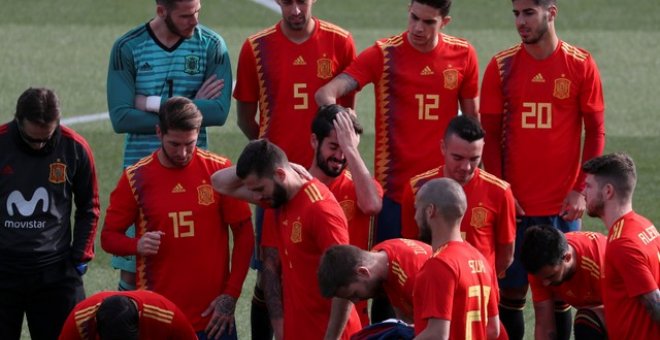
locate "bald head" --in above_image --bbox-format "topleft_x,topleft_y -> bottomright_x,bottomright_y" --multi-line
417,178 -> 467,225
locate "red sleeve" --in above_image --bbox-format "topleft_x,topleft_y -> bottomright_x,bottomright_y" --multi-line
336,33 -> 358,109
496,186 -> 516,245
608,239 -> 659,298
343,43 -> 383,91
100,172 -> 140,256
414,259 -> 455,322
261,209 -> 278,248
481,114 -> 503,178
224,219 -> 255,298
573,110 -> 605,191
528,274 -> 553,303
479,58 -> 504,177
312,200 -> 350,249
579,55 -> 606,115
459,44 -> 479,100
479,58 -> 504,115
400,182 -> 419,240
232,39 -> 259,102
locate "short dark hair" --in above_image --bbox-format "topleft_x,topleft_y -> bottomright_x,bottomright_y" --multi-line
159,96 -> 202,134
317,245 -> 365,298
582,152 -> 637,201
520,225 -> 567,274
444,115 -> 485,142
156,0 -> 193,10
417,178 -> 467,224
412,0 -> 452,17
311,104 -> 363,143
96,295 -> 139,340
513,0 -> 557,7
236,139 -> 288,179
15,87 -> 61,126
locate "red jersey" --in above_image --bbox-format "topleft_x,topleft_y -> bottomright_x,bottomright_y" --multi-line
529,231 -> 606,308
101,150 -> 254,331
414,241 -> 498,338
401,167 -> 515,268
328,170 -> 383,250
58,290 -> 196,340
603,211 -> 660,339
233,18 -> 356,165
480,41 -> 605,215
344,32 -> 479,202
261,179 -> 361,340
372,238 -> 432,319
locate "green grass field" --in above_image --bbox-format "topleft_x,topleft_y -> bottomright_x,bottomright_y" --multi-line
1,0 -> 658,338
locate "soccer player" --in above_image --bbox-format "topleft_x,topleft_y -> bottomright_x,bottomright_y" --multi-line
232,1 -> 356,335
400,115 -> 515,277
101,97 -> 254,340
211,140 -> 361,340
0,87 -> 99,340
316,0 -> 479,245
582,153 -> 660,339
479,1 -> 606,338
309,104 -> 383,325
413,178 -> 499,339
106,0 -> 231,291
521,225 -> 607,340
318,238 -> 432,324
59,290 -> 197,340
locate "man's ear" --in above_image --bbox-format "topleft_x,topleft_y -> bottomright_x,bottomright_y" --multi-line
311,133 -> 319,150
356,266 -> 370,278
156,125 -> 163,140
275,167 -> 287,182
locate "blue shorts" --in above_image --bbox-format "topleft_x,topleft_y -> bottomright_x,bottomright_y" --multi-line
196,321 -> 238,340
498,215 -> 580,289
110,225 -> 136,273
375,197 -> 402,244
250,206 -> 265,271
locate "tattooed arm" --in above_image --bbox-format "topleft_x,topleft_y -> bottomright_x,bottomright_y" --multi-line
263,246 -> 284,339
315,73 -> 359,106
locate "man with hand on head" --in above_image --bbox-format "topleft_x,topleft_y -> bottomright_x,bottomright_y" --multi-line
107,0 -> 232,292
212,139 -> 361,340
308,104 -> 383,325
102,97 -> 253,340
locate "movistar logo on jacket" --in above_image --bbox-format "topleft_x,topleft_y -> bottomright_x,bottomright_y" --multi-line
3,187 -> 49,229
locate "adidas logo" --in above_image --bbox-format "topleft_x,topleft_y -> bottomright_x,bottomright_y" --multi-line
532,73 -> 545,83
293,56 -> 306,66
420,66 -> 434,76
171,183 -> 186,193
139,62 -> 153,72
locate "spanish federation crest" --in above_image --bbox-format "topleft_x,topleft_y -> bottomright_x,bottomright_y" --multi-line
49,160 -> 66,184
197,184 -> 215,206
443,69 -> 459,90
291,221 -> 303,243
470,206 -> 488,228
339,200 -> 356,222
317,58 -> 333,79
553,77 -> 571,99
184,55 -> 202,75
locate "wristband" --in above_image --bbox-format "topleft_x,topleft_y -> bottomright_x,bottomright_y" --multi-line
146,96 -> 162,113
76,263 -> 88,275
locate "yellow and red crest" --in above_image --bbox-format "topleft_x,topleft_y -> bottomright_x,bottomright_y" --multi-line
291,221 -> 303,243
443,69 -> 459,90
49,161 -> 66,184
470,206 -> 488,228
339,200 -> 356,222
317,58 -> 333,79
197,184 -> 215,206
553,78 -> 571,99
